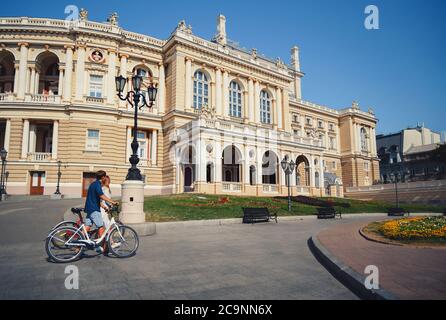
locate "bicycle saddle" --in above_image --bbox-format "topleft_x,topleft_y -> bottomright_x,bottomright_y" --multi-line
71,207 -> 84,214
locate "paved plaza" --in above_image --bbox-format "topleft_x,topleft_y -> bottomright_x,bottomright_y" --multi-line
0,199 -> 360,300
318,220 -> 446,300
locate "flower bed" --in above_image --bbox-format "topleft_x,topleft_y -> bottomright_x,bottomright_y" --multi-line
379,216 -> 446,241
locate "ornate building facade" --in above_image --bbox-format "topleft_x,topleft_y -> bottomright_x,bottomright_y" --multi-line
0,13 -> 379,198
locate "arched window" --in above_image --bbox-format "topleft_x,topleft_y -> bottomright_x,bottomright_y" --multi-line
193,70 -> 209,109
260,90 -> 271,124
134,67 -> 151,78
206,163 -> 213,183
229,81 -> 242,117
360,127 -> 368,151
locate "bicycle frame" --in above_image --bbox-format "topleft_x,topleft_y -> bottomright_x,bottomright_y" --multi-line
63,217 -> 125,248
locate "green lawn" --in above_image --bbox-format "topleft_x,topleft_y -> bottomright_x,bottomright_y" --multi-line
144,194 -> 444,222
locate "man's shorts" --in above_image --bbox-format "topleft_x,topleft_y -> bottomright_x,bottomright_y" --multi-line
85,211 -> 104,228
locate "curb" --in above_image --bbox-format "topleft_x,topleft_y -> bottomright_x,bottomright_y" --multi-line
308,235 -> 398,300
358,227 -> 403,246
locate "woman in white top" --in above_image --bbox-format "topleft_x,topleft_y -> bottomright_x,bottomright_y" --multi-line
100,175 -> 112,229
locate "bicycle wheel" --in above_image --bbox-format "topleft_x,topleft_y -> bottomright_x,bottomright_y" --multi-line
50,222 -> 79,248
107,225 -> 139,258
46,226 -> 85,263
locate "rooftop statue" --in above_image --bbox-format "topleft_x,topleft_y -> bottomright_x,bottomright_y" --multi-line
107,12 -> 119,26
79,8 -> 88,21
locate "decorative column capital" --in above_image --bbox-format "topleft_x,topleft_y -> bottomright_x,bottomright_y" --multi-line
119,53 -> 130,59
107,48 -> 118,54
76,43 -> 87,49
18,42 -> 29,48
64,45 -> 75,51
185,56 -> 194,62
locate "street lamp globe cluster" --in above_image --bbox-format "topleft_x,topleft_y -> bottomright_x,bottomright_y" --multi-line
115,74 -> 158,181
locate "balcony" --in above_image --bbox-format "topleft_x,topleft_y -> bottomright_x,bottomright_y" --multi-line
296,186 -> 310,195
86,96 -> 105,104
262,184 -> 278,193
0,93 -> 14,102
222,182 -> 242,192
28,152 -> 52,162
24,94 -> 62,104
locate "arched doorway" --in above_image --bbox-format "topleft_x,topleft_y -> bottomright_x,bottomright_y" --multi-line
206,162 -> 213,183
0,50 -> 15,93
295,155 -> 310,186
262,151 -> 279,184
249,165 -> 256,185
180,145 -> 196,192
35,52 -> 60,95
222,145 -> 242,182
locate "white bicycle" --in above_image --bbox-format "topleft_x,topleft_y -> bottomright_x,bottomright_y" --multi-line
45,206 -> 139,263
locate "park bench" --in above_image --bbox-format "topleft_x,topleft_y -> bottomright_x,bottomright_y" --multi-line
387,207 -> 410,217
242,207 -> 277,224
316,207 -> 342,219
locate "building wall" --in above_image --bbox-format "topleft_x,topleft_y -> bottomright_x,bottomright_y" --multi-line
0,15 -> 379,198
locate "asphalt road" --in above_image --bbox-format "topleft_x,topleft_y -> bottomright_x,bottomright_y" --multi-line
0,198 -> 359,299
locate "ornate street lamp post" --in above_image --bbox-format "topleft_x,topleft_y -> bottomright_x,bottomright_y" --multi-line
0,148 -> 8,201
281,156 -> 296,212
115,74 -> 157,224
0,149 -> 7,201
390,171 -> 400,208
54,160 -> 62,195
4,171 -> 9,195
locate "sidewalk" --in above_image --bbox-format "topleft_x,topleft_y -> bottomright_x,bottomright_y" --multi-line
316,219 -> 446,300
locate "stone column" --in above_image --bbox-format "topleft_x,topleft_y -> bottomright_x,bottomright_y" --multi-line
254,80 -> 260,123
58,67 -> 64,97
271,98 -> 277,128
17,43 -> 29,100
21,119 -> 29,159
222,70 -> 229,116
13,64 -> 19,94
106,49 -> 117,105
157,62 -> 165,114
243,90 -> 249,123
35,70 -> 40,94
319,156 -> 324,191
276,87 -> 283,129
4,119 -> 11,152
309,154 -> 315,187
25,67 -> 30,96
184,57 -> 192,110
371,127 -> 377,156
282,89 -> 291,132
248,78 -> 254,123
244,145 -> 250,186
75,44 -> 86,101
29,124 -> 36,154
256,148 -> 263,189
151,130 -> 158,166
52,120 -> 59,160
215,140 -> 222,183
119,54 -> 129,108
215,68 -> 222,115
29,66 -> 36,94
63,45 -> 74,102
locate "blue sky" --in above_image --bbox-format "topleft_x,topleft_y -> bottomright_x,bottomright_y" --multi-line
2,0 -> 445,135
